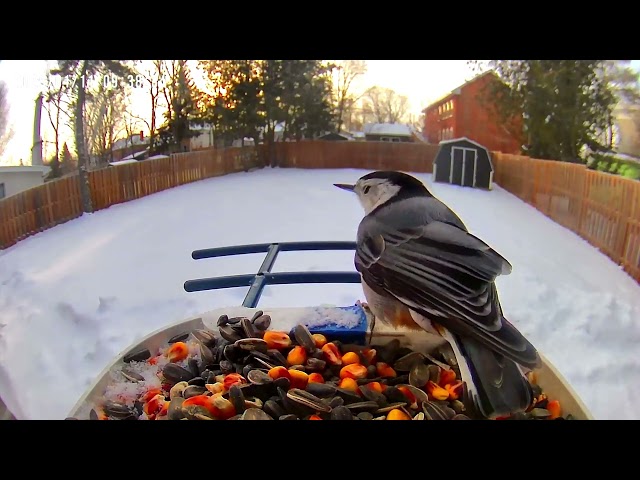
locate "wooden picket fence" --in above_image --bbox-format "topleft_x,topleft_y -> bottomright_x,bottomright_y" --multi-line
1,141 -> 638,284
492,152 -> 640,283
0,147 -> 264,249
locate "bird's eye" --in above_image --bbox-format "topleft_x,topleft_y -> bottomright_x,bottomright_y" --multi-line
363,186 -> 371,194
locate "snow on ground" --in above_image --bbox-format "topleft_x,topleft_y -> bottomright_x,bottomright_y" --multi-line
1,167 -> 639,420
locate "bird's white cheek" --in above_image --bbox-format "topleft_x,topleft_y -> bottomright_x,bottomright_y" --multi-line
359,197 -> 375,214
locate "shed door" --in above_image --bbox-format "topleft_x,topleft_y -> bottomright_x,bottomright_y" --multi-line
462,149 -> 477,187
450,148 -> 464,185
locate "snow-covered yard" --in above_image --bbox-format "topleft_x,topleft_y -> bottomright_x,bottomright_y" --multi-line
1,167 -> 639,420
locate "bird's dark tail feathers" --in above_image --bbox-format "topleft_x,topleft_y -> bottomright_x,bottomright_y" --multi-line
450,333 -> 534,419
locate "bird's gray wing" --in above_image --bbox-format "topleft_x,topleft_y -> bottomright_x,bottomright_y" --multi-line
356,219 -> 540,370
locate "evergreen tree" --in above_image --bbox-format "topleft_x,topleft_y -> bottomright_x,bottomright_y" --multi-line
470,60 -> 639,163
44,155 -> 62,180
198,60 -> 262,147
258,60 -> 335,142
197,60 -> 335,157
59,142 -> 77,175
159,61 -> 200,152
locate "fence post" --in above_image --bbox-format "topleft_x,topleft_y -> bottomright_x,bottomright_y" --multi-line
577,169 -> 590,241
614,180 -> 635,263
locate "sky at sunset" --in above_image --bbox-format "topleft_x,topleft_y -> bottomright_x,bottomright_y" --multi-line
1,60 -> 638,166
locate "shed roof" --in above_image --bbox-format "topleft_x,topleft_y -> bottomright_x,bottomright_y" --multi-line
439,137 -> 490,150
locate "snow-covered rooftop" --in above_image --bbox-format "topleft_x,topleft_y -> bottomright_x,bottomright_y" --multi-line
108,159 -> 139,166
0,165 -> 51,175
119,148 -> 149,161
363,123 -> 413,137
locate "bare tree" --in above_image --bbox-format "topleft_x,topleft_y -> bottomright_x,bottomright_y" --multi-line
407,112 -> 426,136
122,107 -> 148,158
383,89 -> 410,123
331,60 -> 367,133
85,78 -> 127,167
160,61 -> 180,123
51,60 -> 133,213
132,60 -> 166,153
42,69 -> 74,173
363,86 -> 387,123
0,80 -> 14,158
363,86 -> 411,124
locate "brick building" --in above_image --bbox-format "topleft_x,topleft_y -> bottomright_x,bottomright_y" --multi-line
423,71 -> 524,154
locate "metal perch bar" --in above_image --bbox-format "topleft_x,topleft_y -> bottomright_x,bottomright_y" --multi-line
184,241 -> 361,308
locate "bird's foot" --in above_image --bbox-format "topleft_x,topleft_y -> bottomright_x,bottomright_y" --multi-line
356,299 -> 370,309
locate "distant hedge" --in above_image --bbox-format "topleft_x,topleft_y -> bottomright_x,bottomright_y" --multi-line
587,153 -> 640,180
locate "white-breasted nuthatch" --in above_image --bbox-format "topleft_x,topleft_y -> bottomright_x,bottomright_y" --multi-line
335,170 -> 541,419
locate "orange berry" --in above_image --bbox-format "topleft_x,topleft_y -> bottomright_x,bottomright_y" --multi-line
223,373 -> 246,391
312,334 -> 328,348
322,343 -> 343,365
361,348 -> 377,365
364,381 -> 385,393
166,342 -> 189,362
288,369 -> 309,389
338,377 -> 359,393
209,395 -> 236,420
386,409 -> 410,420
397,385 -> 417,405
547,400 -> 562,420
287,346 -> 308,366
263,331 -> 292,350
438,369 -> 457,387
308,373 -> 325,384
268,366 -> 291,380
341,351 -> 360,365
339,363 -> 368,380
426,381 -> 449,401
445,382 -> 463,400
376,362 -> 397,378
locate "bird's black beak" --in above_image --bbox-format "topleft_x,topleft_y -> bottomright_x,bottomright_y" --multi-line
333,183 -> 355,192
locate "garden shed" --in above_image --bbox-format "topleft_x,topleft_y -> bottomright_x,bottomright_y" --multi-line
433,137 -> 494,189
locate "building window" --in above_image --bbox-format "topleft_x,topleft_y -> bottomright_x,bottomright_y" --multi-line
0,182 -> 4,199
440,127 -> 454,140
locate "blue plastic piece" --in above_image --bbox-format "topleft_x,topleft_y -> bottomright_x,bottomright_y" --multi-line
305,304 -> 369,345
